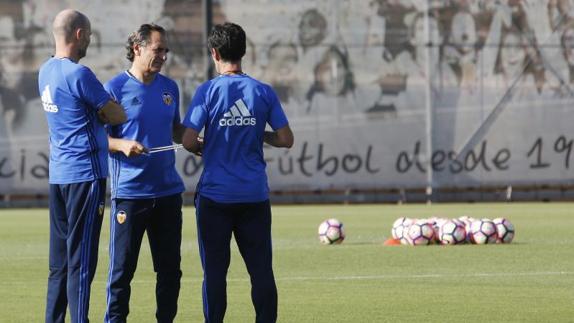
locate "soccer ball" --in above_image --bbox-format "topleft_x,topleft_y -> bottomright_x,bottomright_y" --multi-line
493,217 -> 515,243
431,217 -> 448,243
391,217 -> 412,241
458,216 -> 476,243
469,219 -> 498,244
318,218 -> 345,245
399,218 -> 415,245
405,220 -> 435,246
438,220 -> 467,245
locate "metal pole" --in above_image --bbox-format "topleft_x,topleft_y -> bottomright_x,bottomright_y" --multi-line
423,3 -> 433,203
203,0 -> 214,80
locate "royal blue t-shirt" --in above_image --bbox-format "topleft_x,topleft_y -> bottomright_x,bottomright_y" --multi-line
38,57 -> 111,184
105,72 -> 185,199
183,74 -> 289,203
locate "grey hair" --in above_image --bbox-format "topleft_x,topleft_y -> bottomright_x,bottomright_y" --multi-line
125,23 -> 166,62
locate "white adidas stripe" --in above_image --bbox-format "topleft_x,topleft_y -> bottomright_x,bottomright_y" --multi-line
41,85 -> 52,103
230,105 -> 242,117
234,99 -> 251,116
222,99 -> 251,118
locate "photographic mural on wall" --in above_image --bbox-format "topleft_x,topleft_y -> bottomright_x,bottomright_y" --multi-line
1,0 -> 574,194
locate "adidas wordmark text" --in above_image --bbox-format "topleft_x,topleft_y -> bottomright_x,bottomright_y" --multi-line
219,99 -> 256,127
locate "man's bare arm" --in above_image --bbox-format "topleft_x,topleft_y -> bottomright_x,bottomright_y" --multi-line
98,100 -> 126,125
264,125 -> 294,148
182,127 -> 204,156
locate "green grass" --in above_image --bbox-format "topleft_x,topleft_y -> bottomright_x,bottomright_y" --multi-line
1,203 -> 573,322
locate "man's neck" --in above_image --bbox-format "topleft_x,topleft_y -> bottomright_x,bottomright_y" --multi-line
218,61 -> 243,75
128,66 -> 156,84
54,47 -> 79,63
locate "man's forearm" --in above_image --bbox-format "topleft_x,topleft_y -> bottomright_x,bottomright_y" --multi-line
264,131 -> 291,148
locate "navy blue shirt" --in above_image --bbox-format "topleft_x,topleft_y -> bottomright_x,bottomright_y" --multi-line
183,74 -> 288,203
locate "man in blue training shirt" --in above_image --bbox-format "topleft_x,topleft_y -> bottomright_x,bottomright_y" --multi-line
39,9 -> 126,323
103,24 -> 186,323
182,22 -> 294,323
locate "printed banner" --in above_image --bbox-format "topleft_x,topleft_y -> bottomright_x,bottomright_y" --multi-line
1,0 -> 574,194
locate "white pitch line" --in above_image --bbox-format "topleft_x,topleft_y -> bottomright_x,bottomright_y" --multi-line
0,271 -> 571,286
272,271 -> 574,281
29,272 -> 574,285
126,271 -> 574,284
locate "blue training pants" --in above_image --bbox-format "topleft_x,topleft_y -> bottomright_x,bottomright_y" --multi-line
195,195 -> 278,323
105,194 -> 183,323
45,179 -> 106,323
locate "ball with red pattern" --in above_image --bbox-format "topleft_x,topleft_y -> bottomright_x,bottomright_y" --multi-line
318,218 -> 345,245
438,220 -> 467,245
469,219 -> 498,244
405,220 -> 435,246
493,217 -> 515,243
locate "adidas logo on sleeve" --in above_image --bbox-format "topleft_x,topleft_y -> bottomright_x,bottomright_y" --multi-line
219,99 -> 256,127
41,85 -> 59,113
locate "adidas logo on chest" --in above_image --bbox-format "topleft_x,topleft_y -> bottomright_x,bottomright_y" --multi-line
219,99 -> 256,127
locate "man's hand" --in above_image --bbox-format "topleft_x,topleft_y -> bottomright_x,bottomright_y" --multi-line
182,128 -> 204,156
119,140 -> 147,157
195,136 -> 204,156
108,136 -> 147,157
97,109 -> 110,124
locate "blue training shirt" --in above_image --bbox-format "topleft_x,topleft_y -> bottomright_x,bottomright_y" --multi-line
183,73 -> 289,203
105,72 -> 185,199
38,57 -> 112,184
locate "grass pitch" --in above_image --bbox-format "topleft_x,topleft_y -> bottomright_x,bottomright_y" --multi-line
1,202 -> 573,322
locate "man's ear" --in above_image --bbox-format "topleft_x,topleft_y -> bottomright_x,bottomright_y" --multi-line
133,43 -> 142,57
211,48 -> 220,61
75,28 -> 84,41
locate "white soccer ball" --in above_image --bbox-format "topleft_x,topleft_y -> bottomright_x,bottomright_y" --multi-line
405,220 -> 435,246
458,216 -> 476,243
431,217 -> 448,243
438,220 -> 467,245
493,217 -> 515,243
318,218 -> 345,245
391,217 -> 412,241
399,218 -> 415,245
469,219 -> 498,244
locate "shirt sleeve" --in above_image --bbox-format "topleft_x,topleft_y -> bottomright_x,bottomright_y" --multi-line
173,82 -> 181,124
265,85 -> 289,130
102,78 -> 123,137
71,66 -> 112,111
183,85 -> 208,132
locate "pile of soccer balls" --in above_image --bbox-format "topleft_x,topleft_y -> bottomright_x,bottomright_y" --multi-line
391,216 -> 515,246
316,216 -> 515,246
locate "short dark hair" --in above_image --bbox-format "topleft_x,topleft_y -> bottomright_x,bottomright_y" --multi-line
207,22 -> 246,62
126,23 -> 166,62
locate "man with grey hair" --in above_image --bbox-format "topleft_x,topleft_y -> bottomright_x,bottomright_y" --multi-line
103,23 -> 185,323
39,9 -> 126,323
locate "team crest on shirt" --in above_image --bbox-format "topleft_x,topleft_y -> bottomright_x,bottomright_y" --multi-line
162,92 -> 173,106
116,210 -> 127,224
98,202 -> 105,216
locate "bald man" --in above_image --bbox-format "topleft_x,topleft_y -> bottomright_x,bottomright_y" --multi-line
38,9 -> 126,323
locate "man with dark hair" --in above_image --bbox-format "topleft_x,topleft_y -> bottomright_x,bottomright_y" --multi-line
39,9 -> 126,323
103,23 -> 185,323
182,22 -> 294,323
